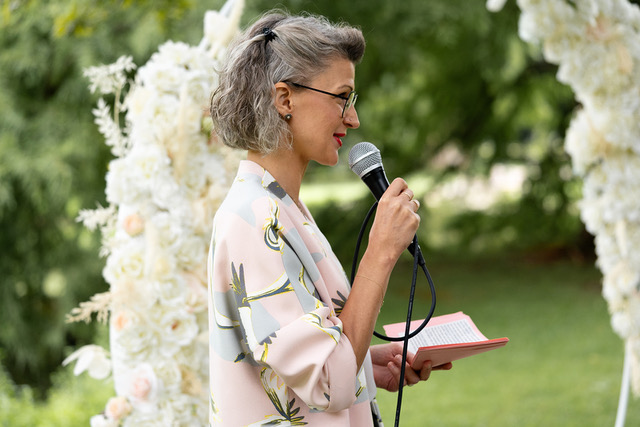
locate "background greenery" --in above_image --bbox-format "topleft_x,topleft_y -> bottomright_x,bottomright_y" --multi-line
1,0 -> 638,425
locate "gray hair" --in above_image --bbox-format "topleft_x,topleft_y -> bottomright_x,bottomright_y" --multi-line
210,11 -> 365,154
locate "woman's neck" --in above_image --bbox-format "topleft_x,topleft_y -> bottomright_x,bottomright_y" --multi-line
247,149 -> 308,206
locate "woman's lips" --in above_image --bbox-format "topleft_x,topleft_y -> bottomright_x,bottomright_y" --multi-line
334,133 -> 345,147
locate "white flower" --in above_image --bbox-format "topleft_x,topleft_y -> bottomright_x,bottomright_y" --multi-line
122,363 -> 161,413
77,204 -> 117,232
105,396 -> 133,421
155,307 -> 199,350
565,109 -> 606,175
105,158 -> 145,206
486,0 -> 507,13
150,172 -> 182,211
84,55 -> 136,95
122,213 -> 145,236
612,310 -> 632,338
153,360 -> 183,395
102,238 -> 145,284
62,345 -> 111,379
92,98 -> 130,157
605,260 -> 640,296
183,271 -> 208,313
90,414 -> 119,427
111,312 -> 158,361
123,83 -> 153,122
151,278 -> 184,308
202,0 -> 244,56
176,236 -> 207,271
77,2 -> 245,424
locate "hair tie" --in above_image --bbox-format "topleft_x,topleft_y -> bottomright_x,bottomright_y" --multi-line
262,27 -> 277,43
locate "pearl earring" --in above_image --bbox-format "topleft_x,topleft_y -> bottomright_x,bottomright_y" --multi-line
284,114 -> 292,121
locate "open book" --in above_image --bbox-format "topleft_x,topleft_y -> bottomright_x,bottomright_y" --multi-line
383,311 -> 509,369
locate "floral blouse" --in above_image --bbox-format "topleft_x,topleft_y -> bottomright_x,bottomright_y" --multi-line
208,160 -> 379,426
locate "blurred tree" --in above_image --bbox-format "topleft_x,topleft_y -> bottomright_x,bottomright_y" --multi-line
6,0 -> 631,398
0,0 -> 224,396
247,0 -> 589,257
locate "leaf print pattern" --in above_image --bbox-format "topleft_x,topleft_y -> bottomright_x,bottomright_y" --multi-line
302,312 -> 342,343
258,368 -> 307,426
263,198 -> 285,252
331,291 -> 347,316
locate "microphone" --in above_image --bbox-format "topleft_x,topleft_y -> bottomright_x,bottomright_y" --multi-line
348,142 -> 424,263
348,142 -> 389,201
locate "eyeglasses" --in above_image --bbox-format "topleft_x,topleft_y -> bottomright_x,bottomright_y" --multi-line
287,82 -> 358,117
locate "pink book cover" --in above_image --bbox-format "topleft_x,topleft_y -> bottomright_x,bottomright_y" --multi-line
383,311 -> 509,369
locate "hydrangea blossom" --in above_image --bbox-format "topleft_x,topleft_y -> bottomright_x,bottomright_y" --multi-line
67,1 -> 245,425
492,0 -> 640,393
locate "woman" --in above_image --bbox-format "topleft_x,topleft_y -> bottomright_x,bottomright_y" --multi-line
208,11 -> 450,426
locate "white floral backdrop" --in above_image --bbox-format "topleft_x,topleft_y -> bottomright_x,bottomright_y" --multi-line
64,1 -> 245,425
488,0 -> 640,394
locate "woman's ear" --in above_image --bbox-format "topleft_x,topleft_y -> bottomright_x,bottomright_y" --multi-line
274,82 -> 293,117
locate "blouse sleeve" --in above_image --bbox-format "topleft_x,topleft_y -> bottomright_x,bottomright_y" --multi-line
210,192 -> 358,412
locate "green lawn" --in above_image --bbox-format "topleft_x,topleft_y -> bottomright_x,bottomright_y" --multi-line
2,254 -> 638,426
373,255 -> 639,426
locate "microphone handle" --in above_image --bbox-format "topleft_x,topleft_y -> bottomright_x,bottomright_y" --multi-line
361,169 -> 389,201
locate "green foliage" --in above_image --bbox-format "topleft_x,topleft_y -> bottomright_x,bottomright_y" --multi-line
0,0 -> 225,396
248,0 -> 585,254
0,346 -> 113,426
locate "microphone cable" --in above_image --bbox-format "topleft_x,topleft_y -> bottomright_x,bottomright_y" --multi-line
349,201 -> 437,427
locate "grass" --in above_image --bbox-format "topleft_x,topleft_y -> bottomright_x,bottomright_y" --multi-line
372,254 -> 640,426
2,254 -> 638,426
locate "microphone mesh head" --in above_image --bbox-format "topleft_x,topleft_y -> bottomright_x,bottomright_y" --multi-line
348,142 -> 383,178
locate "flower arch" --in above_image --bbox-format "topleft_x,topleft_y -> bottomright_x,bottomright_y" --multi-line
64,1 -> 245,425
489,0 -> 640,395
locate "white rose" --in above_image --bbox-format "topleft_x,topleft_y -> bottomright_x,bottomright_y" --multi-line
149,212 -> 186,252
106,157 -> 146,205
128,143 -> 171,183
150,307 -> 199,357
112,316 -> 158,361
122,213 -> 145,236
183,271 -> 208,313
138,60 -> 183,94
120,363 -> 161,413
124,84 -> 153,122
176,236 -> 207,270
105,396 -> 133,420
152,278 -> 184,306
103,239 -> 145,284
611,310 -> 632,338
150,172 -> 182,211
111,279 -> 155,310
90,414 -> 118,427
606,260 -> 640,296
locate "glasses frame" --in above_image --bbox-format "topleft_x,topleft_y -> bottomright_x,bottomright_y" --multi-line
287,82 -> 357,117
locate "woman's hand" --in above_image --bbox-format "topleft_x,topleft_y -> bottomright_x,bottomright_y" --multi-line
370,343 -> 452,392
367,178 -> 421,266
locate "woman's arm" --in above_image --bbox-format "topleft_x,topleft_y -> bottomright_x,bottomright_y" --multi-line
338,177 -> 420,370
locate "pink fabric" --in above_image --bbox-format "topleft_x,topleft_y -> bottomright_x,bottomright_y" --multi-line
208,160 -> 376,426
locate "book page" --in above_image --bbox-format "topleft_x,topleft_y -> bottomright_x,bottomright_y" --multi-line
405,318 -> 487,354
383,312 -> 508,368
